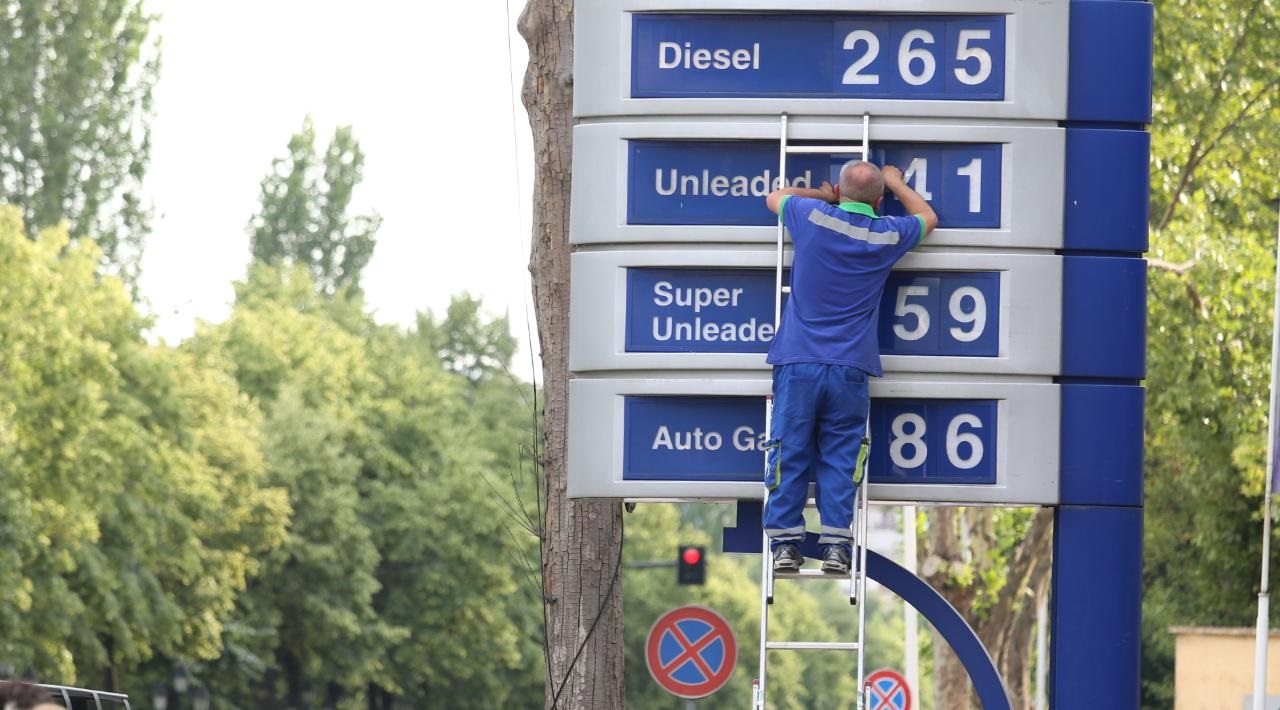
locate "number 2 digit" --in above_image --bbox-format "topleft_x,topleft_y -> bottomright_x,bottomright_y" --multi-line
841,30 -> 880,85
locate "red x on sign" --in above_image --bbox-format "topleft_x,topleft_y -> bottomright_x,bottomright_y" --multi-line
866,668 -> 912,710
645,606 -> 737,699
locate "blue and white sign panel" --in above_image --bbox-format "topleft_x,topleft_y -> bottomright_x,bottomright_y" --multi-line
570,120 -> 1064,249
629,140 -> 1001,228
632,13 -> 1006,100
569,376 -> 1059,503
575,0 -> 1069,120
569,249 -> 1062,374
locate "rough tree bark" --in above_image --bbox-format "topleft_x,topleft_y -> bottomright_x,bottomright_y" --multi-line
923,507 -> 1053,710
519,2 -> 627,709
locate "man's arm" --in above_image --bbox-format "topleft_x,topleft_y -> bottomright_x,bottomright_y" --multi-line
882,165 -> 938,235
765,181 -> 839,214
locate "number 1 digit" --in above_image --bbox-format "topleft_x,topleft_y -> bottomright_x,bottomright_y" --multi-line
956,158 -> 982,213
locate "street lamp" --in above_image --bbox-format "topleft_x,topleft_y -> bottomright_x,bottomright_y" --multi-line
151,683 -> 169,710
191,686 -> 211,710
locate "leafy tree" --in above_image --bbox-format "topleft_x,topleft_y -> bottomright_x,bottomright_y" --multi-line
0,0 -> 157,283
191,265 -> 541,709
1140,0 -> 1280,704
247,119 -> 381,296
416,293 -> 519,385
0,207 -> 289,687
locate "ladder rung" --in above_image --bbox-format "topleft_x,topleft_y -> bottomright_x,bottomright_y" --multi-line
766,641 -> 861,651
785,145 -> 866,155
773,568 -> 838,579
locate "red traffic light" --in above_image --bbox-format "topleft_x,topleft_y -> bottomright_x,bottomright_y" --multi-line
678,545 -> 706,585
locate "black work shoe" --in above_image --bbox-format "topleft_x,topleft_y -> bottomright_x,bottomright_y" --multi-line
821,545 -> 852,574
772,543 -> 803,572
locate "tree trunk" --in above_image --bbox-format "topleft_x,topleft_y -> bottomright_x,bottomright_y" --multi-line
922,507 -> 1054,709
519,2 -> 626,709
933,626 -> 972,710
923,507 -> 975,707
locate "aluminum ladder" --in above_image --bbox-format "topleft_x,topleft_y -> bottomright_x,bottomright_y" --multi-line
754,112 -> 874,710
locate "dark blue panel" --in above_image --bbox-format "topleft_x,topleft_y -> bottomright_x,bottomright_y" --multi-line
627,140 -> 1002,229
1051,506 -> 1142,709
880,144 -> 1002,228
1060,383 -> 1145,506
721,510 -> 1014,710
628,141 -> 827,226
876,271 -> 1000,357
623,396 -> 765,481
1067,1 -> 1154,123
1062,256 -> 1147,379
1064,128 -> 1150,252
626,267 -> 1002,357
632,14 -> 1005,100
626,395 -> 1001,483
626,269 -> 779,353
869,399 -> 998,484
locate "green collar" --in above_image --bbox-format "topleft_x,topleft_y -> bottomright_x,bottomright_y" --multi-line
838,201 -> 878,217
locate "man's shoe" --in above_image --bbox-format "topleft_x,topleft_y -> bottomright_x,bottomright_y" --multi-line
821,545 -> 852,575
773,543 -> 803,572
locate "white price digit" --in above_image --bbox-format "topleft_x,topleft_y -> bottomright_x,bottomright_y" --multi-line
898,29 -> 937,86
948,286 -> 987,342
945,414 -> 985,470
954,29 -> 993,85
892,285 -> 930,341
842,30 -> 881,85
902,158 -> 934,201
890,413 -> 928,469
956,158 -> 983,213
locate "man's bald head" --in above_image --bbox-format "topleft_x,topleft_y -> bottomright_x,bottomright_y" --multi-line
838,161 -> 884,205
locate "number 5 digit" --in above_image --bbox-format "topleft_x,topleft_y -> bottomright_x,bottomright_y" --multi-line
893,285 -> 930,342
954,29 -> 992,85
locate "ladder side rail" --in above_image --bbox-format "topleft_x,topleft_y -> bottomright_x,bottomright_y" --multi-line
757,111 -> 790,710
855,114 -> 872,710
856,479 -> 871,709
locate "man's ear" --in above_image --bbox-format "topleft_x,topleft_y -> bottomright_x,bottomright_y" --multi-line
874,196 -> 884,212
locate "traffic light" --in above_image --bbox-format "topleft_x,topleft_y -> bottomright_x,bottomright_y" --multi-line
677,545 -> 706,585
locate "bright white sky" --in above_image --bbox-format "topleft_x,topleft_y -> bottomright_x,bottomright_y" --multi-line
138,0 -> 538,376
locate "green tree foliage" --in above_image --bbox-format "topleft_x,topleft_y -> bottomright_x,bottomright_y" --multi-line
1143,0 -> 1280,705
416,293 -> 519,385
190,265 -> 541,708
248,119 -> 381,296
0,206 -> 288,684
0,0 -> 157,283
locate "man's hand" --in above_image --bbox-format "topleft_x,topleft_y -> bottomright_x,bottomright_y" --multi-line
816,180 -> 838,203
765,180 -> 841,214
881,164 -> 937,235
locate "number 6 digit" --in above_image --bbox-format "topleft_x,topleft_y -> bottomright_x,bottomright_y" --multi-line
946,414 -> 984,470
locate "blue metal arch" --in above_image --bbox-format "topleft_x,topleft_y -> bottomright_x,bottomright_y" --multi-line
724,505 -> 1011,708
864,550 -> 1011,710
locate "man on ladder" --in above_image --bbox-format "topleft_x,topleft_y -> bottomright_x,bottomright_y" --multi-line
762,160 -> 937,574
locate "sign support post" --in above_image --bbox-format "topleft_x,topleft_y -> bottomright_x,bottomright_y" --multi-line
1251,202 -> 1280,710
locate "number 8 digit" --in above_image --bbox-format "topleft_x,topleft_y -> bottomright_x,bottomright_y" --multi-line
890,413 -> 928,469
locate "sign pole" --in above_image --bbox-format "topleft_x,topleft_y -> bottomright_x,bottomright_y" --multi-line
1253,203 -> 1280,710
903,505 -> 920,696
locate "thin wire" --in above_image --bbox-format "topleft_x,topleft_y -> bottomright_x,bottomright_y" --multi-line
503,0 -> 539,384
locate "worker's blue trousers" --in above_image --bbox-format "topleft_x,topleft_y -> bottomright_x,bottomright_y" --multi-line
763,362 -> 870,554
